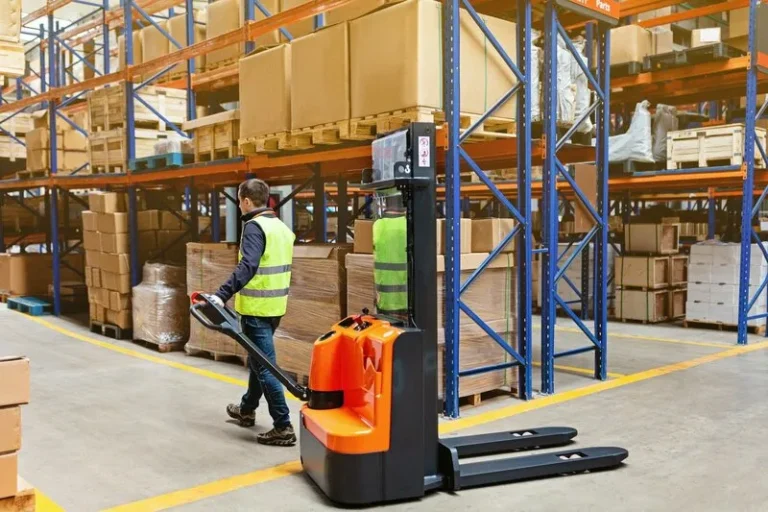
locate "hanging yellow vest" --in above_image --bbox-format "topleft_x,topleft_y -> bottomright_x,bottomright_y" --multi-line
235,213 -> 295,317
373,214 -> 408,315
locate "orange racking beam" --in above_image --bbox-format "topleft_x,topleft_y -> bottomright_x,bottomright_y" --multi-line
637,0 -> 749,28
619,0 -> 690,17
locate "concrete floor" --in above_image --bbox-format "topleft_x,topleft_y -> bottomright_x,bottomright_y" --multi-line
2,305 -> 768,511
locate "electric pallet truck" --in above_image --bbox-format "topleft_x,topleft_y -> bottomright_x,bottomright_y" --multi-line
190,123 -> 628,506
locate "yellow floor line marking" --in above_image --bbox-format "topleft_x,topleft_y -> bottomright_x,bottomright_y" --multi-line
35,488 -> 66,511
532,361 -> 625,379
102,461 -> 303,512
553,325 -> 732,349
99,340 -> 768,511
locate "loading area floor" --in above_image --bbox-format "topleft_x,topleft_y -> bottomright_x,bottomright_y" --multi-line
1,305 -> 767,511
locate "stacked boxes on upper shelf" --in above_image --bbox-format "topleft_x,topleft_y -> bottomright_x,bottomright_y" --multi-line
24,111 -> 88,177
0,0 -> 24,79
0,356 -> 33,507
686,242 -> 767,329
616,223 -> 687,323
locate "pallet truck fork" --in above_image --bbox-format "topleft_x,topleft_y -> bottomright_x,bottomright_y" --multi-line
191,123 -> 628,506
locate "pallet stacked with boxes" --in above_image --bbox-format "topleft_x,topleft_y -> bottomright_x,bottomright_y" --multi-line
0,356 -> 34,511
344,217 -> 517,403
22,111 -> 87,178
615,223 -> 687,323
685,241 -> 767,333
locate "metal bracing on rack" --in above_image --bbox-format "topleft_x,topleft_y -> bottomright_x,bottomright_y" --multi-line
540,1 -> 615,395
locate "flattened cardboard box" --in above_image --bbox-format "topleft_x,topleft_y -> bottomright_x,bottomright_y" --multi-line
0,357 -> 29,407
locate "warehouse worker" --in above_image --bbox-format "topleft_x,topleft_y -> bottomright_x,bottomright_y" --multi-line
205,178 -> 297,447
373,191 -> 409,320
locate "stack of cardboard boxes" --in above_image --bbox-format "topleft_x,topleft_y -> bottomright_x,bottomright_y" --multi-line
0,356 -> 33,510
0,0 -> 25,79
24,112 -> 88,175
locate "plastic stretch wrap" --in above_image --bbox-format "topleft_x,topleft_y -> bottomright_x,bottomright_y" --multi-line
154,138 -> 193,155
133,263 -> 189,345
609,101 -> 654,163
531,45 -> 542,123
652,104 -> 678,162
571,38 -> 593,134
557,35 -> 577,126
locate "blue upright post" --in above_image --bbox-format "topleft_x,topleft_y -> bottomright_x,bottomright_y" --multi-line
103,0 -> 110,74
126,1 -> 140,286
48,14 -> 61,316
707,188 -> 716,239
128,188 -> 140,286
211,189 -> 221,242
39,25 -> 47,98
540,0 -> 558,394
594,23 -> 610,381
185,0 -> 196,121
442,0 -> 461,417
245,0 -> 255,54
516,0 -> 533,399
737,0 -> 760,344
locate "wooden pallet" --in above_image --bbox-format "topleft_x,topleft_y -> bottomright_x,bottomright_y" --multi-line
129,152 -> 194,171
185,346 -> 247,367
132,338 -> 186,353
667,123 -> 768,170
291,119 -> 376,147
90,321 -> 133,340
90,164 -> 126,174
7,296 -> 51,316
608,61 -> 643,78
15,169 -> 49,179
609,159 -> 661,175
0,291 -> 10,303
460,388 -> 515,407
87,127 -> 185,174
682,319 -> 766,336
195,146 -> 239,162
205,57 -> 238,72
239,132 -> 313,154
643,43 -> 745,72
182,110 -> 241,163
0,477 -> 36,512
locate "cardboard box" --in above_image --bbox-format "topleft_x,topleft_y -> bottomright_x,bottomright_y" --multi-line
102,271 -> 131,294
0,357 -> 29,407
100,253 -> 130,275
160,211 -> 184,230
471,218 -> 516,253
109,291 -> 131,311
100,233 -> 129,254
688,263 -> 712,283
0,254 -> 83,296
89,192 -> 126,214
624,223 -> 679,255
85,250 -> 99,268
97,213 -> 129,234
574,164 -> 597,233
239,44 -> 291,138
139,230 -> 158,252
138,209 -> 161,231
94,304 -> 107,323
616,289 -> 668,322
609,25 -> 651,65
64,129 -> 87,151
167,13 -> 206,73
325,0 -> 402,25
206,0 -> 279,67
615,255 -> 669,289
0,42 -> 25,79
83,230 -> 101,251
0,0 -> 21,44
92,267 -> 102,288
107,309 -> 132,329
0,452 -> 17,499
282,0 -> 315,40
436,218 -> 472,254
353,219 -> 373,253
140,21 -> 170,64
350,0 -> 517,119
0,407 -> 21,455
25,127 -> 63,150
651,27 -> 674,55
692,27 -> 721,48
117,31 -> 142,71
82,211 -> 98,231
291,22 -> 349,129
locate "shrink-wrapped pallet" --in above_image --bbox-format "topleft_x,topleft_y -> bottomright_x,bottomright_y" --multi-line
133,263 -> 189,345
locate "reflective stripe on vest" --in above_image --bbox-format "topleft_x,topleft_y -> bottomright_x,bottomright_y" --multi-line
373,215 -> 408,314
235,214 -> 296,317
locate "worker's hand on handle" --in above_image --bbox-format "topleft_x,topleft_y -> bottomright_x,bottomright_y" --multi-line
191,292 -> 224,308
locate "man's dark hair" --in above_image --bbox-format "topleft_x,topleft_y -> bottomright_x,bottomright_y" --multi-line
238,178 -> 269,207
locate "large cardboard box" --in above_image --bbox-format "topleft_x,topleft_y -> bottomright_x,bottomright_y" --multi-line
109,291 -> 131,311
325,0 -> 402,25
0,452 -> 17,499
0,42 -> 24,79
615,255 -> 669,289
353,219 -> 373,253
692,27 -> 721,48
281,0 -> 315,40
89,192 -> 126,213
616,288 -> 668,323
624,223 -> 680,255
25,127 -> 63,150
436,218 -> 472,254
609,25 -> 651,65
102,271 -> 131,294
0,254 -> 82,296
100,253 -> 130,275
471,218 -> 515,253
141,22 -> 170,64
138,209 -> 161,231
101,233 -> 129,254
107,309 -> 132,329
0,407 -> 21,455
117,32 -> 142,70
350,0 -> 517,119
0,0 -> 21,43
573,164 -> 597,233
0,357 -> 29,408
239,44 -> 291,138
206,0 -> 279,67
82,211 -> 98,231
167,13 -> 206,73
291,23 -> 349,129
97,213 -> 128,234
83,230 -> 101,251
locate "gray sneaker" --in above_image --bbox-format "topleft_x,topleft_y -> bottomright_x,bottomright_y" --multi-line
256,425 -> 296,446
226,403 -> 255,427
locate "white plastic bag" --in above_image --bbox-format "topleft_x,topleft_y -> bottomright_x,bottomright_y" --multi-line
652,104 -> 678,162
531,45 -> 542,123
557,35 -> 576,125
572,38 -> 593,134
609,101 -> 654,163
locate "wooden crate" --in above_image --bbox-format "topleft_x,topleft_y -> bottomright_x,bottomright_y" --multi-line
182,110 -> 240,162
669,255 -> 688,286
667,123 -> 768,169
615,255 -> 669,289
615,288 -> 669,323
87,83 -> 188,132
669,288 -> 686,319
624,223 -> 680,255
87,128 -> 184,173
